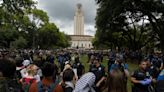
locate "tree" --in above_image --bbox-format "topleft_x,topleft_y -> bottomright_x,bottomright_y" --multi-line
27,8 -> 50,48
1,0 -> 35,31
10,36 -> 27,49
0,0 -> 36,48
57,32 -> 71,48
0,24 -> 19,48
0,0 -> 70,49
36,23 -> 70,49
94,0 -> 164,51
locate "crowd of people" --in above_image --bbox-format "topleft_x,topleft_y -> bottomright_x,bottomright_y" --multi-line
0,49 -> 164,92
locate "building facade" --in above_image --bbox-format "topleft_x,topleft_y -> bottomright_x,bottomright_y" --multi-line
70,35 -> 93,48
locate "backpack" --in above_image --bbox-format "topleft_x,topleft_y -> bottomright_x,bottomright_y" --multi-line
63,87 -> 73,92
61,82 -> 73,92
22,78 -> 35,92
37,81 -> 57,92
0,78 -> 22,92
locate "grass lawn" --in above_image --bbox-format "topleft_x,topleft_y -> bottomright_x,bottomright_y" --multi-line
80,55 -> 138,92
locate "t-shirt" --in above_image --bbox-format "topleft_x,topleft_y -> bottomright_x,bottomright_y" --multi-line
151,56 -> 163,68
157,70 -> 164,81
147,66 -> 160,79
72,62 -> 84,78
89,64 -> 105,84
20,68 -> 28,78
131,69 -> 150,90
108,52 -> 116,62
110,63 -> 128,72
22,77 -> 36,84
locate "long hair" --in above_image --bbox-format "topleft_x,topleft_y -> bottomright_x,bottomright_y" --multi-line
103,69 -> 127,92
26,64 -> 38,76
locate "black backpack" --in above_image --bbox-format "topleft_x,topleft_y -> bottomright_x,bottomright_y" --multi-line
61,82 -> 73,92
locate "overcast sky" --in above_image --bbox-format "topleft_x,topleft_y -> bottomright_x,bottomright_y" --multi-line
37,0 -> 97,36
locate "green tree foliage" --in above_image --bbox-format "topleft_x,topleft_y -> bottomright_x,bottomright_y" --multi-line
94,0 -> 164,51
10,36 -> 27,49
36,23 -> 71,49
0,0 -> 70,49
0,24 -> 19,48
36,23 -> 59,49
58,32 -> 71,48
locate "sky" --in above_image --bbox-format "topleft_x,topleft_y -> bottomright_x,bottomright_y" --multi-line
36,0 -> 97,36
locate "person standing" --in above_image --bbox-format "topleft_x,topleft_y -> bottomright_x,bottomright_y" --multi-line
108,50 -> 116,72
61,68 -> 75,92
89,57 -> 106,92
131,60 -> 152,92
110,54 -> 129,86
103,69 -> 127,92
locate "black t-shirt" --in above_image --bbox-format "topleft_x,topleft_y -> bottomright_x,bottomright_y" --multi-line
89,64 -> 105,84
151,57 -> 163,68
131,69 -> 150,90
72,62 -> 84,78
147,66 -> 160,79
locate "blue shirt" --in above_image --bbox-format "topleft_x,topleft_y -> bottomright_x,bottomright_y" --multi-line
110,63 -> 128,72
157,70 -> 164,81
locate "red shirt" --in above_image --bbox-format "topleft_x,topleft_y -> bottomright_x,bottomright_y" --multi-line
22,77 -> 36,84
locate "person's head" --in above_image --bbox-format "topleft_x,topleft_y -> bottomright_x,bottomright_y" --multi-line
146,59 -> 151,68
47,51 -> 51,56
155,50 -> 162,57
0,59 -> 16,78
22,60 -> 30,67
15,57 -> 23,67
139,60 -> 147,70
104,69 -> 127,92
41,62 -> 56,77
63,63 -> 72,71
63,68 -> 75,82
116,54 -> 124,64
75,52 -> 79,56
93,57 -> 100,65
26,64 -> 38,76
75,56 -> 80,63
23,54 -> 30,60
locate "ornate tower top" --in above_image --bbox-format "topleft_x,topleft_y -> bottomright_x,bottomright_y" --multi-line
77,3 -> 82,9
